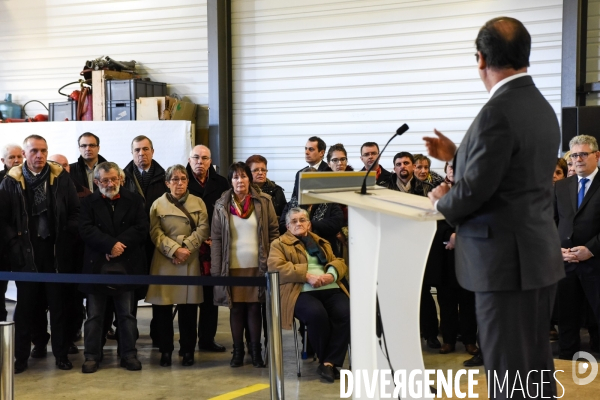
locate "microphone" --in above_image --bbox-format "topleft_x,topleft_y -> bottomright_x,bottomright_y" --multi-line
359,123 -> 409,195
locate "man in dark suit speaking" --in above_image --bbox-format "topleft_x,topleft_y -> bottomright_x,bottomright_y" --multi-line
424,17 -> 564,398
555,135 -> 600,360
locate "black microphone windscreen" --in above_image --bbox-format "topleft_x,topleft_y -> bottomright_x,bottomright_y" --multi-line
396,123 -> 409,136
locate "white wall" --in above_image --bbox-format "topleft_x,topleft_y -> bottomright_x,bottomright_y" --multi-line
231,0 -> 564,198
0,0 -> 208,125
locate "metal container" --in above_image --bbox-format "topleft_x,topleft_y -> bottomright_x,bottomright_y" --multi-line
0,94 -> 22,120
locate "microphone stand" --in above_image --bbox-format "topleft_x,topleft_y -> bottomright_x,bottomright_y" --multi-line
359,123 -> 409,195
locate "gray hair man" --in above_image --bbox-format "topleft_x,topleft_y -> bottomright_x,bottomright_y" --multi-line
79,161 -> 149,373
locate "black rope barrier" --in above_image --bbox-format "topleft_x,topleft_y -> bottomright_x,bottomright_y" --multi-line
0,272 -> 266,287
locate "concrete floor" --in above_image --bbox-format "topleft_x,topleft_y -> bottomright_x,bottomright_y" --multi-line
5,299 -> 600,399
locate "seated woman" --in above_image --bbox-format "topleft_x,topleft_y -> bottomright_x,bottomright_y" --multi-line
146,164 -> 210,367
268,207 -> 350,383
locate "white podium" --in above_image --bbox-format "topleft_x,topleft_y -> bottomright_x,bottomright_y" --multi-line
299,172 -> 444,399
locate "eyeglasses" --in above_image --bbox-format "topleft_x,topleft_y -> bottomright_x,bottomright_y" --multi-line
330,158 -> 347,164
98,177 -> 119,185
570,152 -> 595,160
474,52 -> 479,62
251,168 -> 268,173
289,218 -> 309,225
79,144 -> 98,148
170,177 -> 188,183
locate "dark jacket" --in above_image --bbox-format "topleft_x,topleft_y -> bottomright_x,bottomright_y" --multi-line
555,171 -> 600,275
122,159 -> 168,214
360,165 -> 392,187
256,178 -> 286,218
438,75 -> 564,292
0,165 -> 9,181
0,162 -> 80,273
69,154 -> 107,192
186,163 -> 229,227
385,173 -> 432,197
291,161 -> 332,199
78,189 -> 149,295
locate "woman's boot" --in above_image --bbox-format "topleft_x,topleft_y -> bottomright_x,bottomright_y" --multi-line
230,343 -> 245,367
250,342 -> 265,368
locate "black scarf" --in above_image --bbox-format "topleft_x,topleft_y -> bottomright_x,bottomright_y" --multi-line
299,235 -> 328,265
22,162 -> 51,238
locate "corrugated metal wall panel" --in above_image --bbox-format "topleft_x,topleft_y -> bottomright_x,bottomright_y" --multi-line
587,0 -> 600,105
231,0 -> 563,198
0,0 -> 208,126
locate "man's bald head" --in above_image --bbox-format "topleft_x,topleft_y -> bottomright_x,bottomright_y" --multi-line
189,145 -> 211,159
475,17 -> 530,71
48,154 -> 70,173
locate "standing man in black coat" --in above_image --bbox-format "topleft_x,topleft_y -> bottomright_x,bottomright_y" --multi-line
555,135 -> 600,360
0,143 -> 23,322
0,135 -> 80,373
69,132 -> 107,193
186,144 -> 229,352
79,162 -> 148,373
122,135 -> 168,342
426,17 -> 564,397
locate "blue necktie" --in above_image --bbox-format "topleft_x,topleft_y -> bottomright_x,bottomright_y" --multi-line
578,178 -> 589,208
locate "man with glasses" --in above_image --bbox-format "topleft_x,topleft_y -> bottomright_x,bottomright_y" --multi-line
185,145 -> 229,352
359,141 -> 391,186
69,132 -> 107,193
79,162 -> 148,373
555,135 -> 600,360
0,135 -> 80,373
424,17 -> 564,396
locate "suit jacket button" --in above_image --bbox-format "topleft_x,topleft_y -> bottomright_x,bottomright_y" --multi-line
567,236 -> 570,240
26,249 -> 31,253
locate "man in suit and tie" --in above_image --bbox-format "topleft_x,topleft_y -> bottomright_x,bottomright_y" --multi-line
290,136 -> 332,199
424,17 -> 564,398
554,135 -> 600,360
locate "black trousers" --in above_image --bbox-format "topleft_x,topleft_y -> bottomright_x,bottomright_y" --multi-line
294,289 -> 350,366
476,284 -> 557,400
557,267 -> 600,357
65,283 -> 85,342
198,285 -> 219,345
0,280 -> 7,321
420,285 -> 439,338
14,281 -> 67,361
437,284 -> 477,345
153,304 -> 198,353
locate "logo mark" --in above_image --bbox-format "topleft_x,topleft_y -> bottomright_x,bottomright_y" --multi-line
572,351 -> 598,385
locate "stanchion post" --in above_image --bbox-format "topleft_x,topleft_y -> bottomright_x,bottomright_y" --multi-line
265,271 -> 284,400
0,321 -> 15,400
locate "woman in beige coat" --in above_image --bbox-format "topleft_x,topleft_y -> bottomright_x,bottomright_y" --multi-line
146,164 -> 209,367
211,162 -> 279,368
267,207 -> 349,383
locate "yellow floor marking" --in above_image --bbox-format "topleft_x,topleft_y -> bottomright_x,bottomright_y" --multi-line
208,383 -> 270,400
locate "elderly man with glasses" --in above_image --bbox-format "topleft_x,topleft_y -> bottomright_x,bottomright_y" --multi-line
79,162 -> 149,373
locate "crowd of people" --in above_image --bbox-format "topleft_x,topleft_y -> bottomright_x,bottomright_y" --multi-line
0,131 -> 596,384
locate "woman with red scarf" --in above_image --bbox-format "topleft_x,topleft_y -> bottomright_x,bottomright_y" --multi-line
210,162 -> 279,368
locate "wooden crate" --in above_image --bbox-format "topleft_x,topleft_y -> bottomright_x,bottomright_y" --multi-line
92,70 -> 134,121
